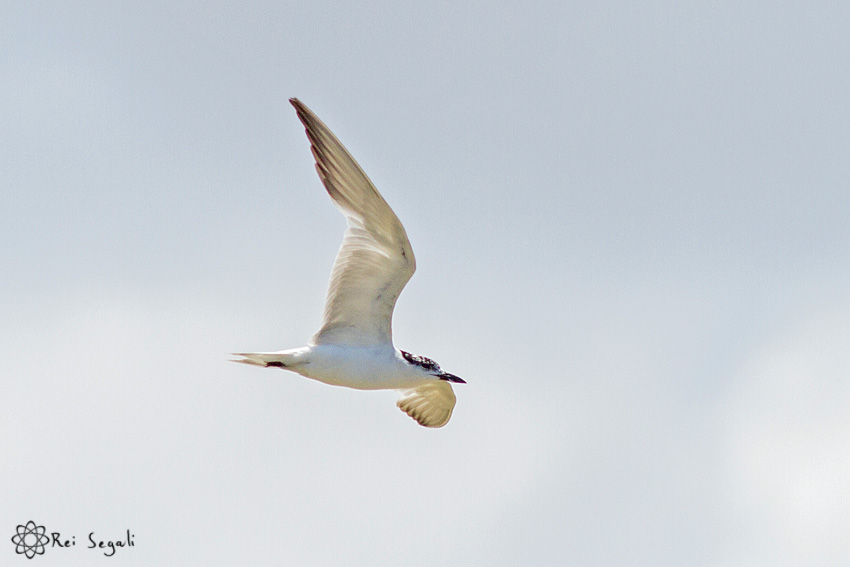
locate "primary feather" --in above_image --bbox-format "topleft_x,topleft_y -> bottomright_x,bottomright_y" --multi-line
290,99 -> 416,347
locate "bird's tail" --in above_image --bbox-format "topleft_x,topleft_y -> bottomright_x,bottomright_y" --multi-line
230,351 -> 296,368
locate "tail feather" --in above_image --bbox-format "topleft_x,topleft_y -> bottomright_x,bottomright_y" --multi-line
231,352 -> 293,368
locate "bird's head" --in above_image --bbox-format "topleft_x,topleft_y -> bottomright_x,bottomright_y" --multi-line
400,350 -> 466,383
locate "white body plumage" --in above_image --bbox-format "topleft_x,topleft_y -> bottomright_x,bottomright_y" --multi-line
233,98 -> 465,428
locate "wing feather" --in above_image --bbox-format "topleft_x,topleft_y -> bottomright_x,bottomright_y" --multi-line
290,98 -> 416,346
396,381 -> 458,428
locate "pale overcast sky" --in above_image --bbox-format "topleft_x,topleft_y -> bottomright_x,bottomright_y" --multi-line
3,1 -> 850,565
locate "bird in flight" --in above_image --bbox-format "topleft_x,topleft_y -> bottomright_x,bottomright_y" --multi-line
233,98 -> 465,427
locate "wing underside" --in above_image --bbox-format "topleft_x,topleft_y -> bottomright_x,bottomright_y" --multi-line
290,98 -> 415,347
396,381 -> 458,428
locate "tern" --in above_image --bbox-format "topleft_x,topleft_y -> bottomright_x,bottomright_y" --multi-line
233,98 -> 465,428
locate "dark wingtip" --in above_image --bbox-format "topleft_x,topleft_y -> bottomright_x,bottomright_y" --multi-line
289,98 -> 306,117
289,98 -> 315,130
290,98 -> 309,114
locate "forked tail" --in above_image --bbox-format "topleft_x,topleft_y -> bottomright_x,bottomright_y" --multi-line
230,352 -> 294,368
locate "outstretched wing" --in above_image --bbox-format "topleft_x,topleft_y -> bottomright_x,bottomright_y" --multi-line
290,98 -> 415,347
397,381 -> 458,428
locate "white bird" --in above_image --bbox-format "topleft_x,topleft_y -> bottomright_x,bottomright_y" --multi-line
233,98 -> 465,428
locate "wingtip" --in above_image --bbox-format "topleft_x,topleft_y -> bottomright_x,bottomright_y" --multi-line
289,97 -> 305,112
289,98 -> 315,128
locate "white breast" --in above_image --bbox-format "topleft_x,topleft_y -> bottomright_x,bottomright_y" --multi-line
294,344 -> 430,390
